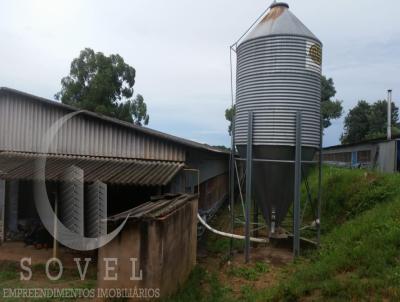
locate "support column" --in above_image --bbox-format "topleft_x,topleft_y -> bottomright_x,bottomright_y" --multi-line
293,111 -> 302,257
229,119 -> 235,257
6,180 -> 19,234
52,191 -> 58,260
0,179 -> 5,244
317,115 -> 323,247
245,111 -> 253,263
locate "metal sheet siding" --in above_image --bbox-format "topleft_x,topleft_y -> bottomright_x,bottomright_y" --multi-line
0,93 -> 185,161
234,35 -> 322,148
377,141 -> 396,173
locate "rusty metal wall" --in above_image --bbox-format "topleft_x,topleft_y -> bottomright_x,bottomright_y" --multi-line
198,173 -> 228,213
0,91 -> 185,161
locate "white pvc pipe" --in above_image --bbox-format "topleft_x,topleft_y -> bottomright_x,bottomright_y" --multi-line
197,213 -> 268,243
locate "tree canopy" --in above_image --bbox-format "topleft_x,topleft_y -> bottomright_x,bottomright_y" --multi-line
225,105 -> 235,136
341,100 -> 399,144
55,48 -> 149,125
321,76 -> 343,128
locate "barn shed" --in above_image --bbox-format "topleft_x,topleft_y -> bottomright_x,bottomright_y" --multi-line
323,136 -> 400,173
0,87 -> 229,243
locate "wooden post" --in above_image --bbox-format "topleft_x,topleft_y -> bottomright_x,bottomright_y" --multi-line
52,192 -> 58,260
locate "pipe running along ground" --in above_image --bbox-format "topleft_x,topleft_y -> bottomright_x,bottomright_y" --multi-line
197,213 -> 268,243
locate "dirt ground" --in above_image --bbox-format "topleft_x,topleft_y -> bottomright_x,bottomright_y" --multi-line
0,241 -> 96,268
198,208 -> 296,298
197,242 -> 294,299
0,242 -> 97,297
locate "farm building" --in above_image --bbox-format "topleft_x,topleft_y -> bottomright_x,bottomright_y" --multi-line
323,136 -> 400,173
0,87 -> 229,244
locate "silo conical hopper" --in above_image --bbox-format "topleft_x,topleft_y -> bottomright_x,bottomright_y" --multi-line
234,2 -> 322,227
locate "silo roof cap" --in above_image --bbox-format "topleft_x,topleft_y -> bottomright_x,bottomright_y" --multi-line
240,2 -> 320,45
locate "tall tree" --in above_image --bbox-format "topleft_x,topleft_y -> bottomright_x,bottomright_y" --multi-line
225,105 -> 235,136
367,100 -> 399,139
341,100 -> 400,144
321,76 -> 343,128
55,48 -> 149,125
129,94 -> 149,126
341,101 -> 371,144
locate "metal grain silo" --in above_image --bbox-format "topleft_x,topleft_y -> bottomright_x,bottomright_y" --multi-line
234,2 -> 322,227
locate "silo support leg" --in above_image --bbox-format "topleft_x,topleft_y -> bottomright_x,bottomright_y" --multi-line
245,111 -> 253,263
293,111 -> 302,257
229,120 -> 235,258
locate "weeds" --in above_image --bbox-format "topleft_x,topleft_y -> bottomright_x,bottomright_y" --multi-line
228,262 -> 269,281
163,266 -> 234,302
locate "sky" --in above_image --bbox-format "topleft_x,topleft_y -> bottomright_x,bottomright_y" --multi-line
0,0 -> 399,147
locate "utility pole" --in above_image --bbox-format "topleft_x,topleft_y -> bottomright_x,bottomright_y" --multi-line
387,89 -> 392,140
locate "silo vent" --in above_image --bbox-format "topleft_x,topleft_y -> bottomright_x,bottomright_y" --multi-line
270,2 -> 289,9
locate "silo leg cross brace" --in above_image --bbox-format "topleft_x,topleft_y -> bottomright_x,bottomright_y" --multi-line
232,110 -> 322,262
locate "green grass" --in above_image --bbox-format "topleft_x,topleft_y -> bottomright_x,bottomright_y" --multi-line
0,262 -> 19,282
162,266 -> 234,302
302,166 -> 400,233
254,166 -> 400,301
228,262 -> 269,281
260,195 -> 400,301
168,166 -> 400,301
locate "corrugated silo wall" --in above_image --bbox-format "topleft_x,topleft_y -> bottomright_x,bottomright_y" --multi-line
235,35 -> 322,148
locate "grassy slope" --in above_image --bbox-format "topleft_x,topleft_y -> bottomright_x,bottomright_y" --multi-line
167,167 -> 400,301
260,193 -> 400,301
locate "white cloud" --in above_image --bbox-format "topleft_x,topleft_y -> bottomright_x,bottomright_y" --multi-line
0,0 -> 399,147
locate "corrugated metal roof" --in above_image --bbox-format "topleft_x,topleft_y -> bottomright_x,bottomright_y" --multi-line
0,87 -> 229,156
323,134 -> 400,151
107,194 -> 197,221
0,151 -> 184,186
